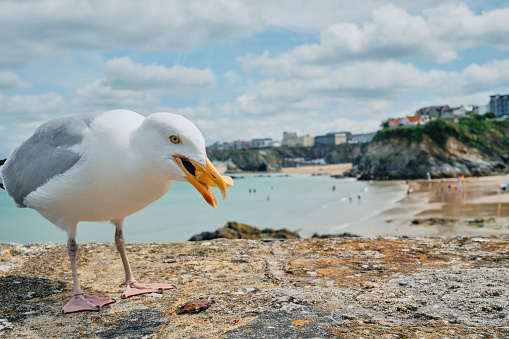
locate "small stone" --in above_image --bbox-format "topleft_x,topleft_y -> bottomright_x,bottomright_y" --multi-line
175,300 -> 214,315
201,242 -> 212,246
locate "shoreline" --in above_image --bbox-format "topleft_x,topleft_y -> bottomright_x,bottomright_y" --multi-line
345,174 -> 509,237
280,163 -> 352,176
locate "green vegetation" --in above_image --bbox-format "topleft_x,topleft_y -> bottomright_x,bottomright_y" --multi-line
374,113 -> 509,154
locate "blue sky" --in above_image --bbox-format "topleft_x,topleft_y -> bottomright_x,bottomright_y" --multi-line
1,0 -> 509,156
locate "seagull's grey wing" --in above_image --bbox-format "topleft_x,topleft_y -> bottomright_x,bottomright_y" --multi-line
1,112 -> 99,207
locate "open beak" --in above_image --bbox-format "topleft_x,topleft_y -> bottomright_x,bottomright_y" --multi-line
173,154 -> 234,210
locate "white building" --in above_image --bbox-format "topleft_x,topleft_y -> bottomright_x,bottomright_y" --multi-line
251,138 -> 273,148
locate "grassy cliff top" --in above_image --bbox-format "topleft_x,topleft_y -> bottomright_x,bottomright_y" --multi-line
375,114 -> 509,154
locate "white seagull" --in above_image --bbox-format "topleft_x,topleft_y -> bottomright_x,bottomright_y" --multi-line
0,109 -> 233,313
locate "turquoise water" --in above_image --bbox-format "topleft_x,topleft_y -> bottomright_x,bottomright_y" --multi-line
0,174 -> 406,244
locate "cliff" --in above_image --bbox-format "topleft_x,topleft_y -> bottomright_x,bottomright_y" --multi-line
207,115 -> 509,179
354,117 -> 509,179
207,144 -> 363,172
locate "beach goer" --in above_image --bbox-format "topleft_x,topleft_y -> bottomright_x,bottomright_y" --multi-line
332,185 -> 336,192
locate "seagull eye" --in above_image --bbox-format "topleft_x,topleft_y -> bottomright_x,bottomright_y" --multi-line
169,135 -> 181,144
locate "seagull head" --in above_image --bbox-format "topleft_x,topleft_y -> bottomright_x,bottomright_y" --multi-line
133,112 -> 233,209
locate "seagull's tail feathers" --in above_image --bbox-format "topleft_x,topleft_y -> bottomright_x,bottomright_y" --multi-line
0,158 -> 6,190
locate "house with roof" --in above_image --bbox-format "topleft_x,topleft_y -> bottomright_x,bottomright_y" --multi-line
389,115 -> 429,128
415,105 -> 449,117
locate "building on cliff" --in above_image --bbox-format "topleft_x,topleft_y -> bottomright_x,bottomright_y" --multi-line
208,140 -> 251,150
251,138 -> 273,148
314,132 -> 351,146
415,105 -> 449,117
490,94 -> 509,117
282,132 -> 315,147
389,115 -> 429,127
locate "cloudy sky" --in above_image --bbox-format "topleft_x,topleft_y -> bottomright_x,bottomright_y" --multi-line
1,0 -> 509,156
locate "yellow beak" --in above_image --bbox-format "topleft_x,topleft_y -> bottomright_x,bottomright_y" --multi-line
173,155 -> 234,210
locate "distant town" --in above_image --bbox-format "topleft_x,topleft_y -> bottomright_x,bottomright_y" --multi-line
208,94 -> 509,150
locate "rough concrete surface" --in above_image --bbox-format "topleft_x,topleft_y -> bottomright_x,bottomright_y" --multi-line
1,236 -> 508,338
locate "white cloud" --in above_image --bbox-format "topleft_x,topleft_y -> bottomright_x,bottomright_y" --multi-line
74,80 -> 158,109
256,0 -> 452,30
154,105 -> 213,118
103,57 -> 216,93
0,92 -> 64,118
224,71 -> 241,87
460,59 -> 509,93
0,0 -> 262,67
240,3 -> 509,76
424,3 -> 509,49
222,56 -> 509,119
0,72 -> 32,90
73,57 -> 217,109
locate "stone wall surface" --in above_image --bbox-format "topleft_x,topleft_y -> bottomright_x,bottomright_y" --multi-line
0,236 -> 508,338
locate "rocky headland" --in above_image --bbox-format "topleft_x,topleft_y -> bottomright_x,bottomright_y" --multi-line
207,143 -> 363,173
208,116 -> 509,180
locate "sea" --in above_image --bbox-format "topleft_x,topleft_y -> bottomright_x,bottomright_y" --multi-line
0,174 -> 407,244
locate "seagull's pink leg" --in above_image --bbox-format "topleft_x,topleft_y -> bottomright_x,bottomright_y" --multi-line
61,236 -> 115,314
113,221 -> 175,299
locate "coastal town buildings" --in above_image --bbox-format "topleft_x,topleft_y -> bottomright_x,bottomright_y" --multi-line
281,132 -> 299,147
490,94 -> 509,117
208,140 -> 251,150
281,132 -> 314,147
250,138 -> 273,148
314,132 -> 351,146
415,105 -> 449,117
414,105 -> 487,119
389,115 -> 429,127
299,135 -> 315,147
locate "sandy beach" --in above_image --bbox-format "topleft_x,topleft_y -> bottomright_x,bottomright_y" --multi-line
279,163 -> 509,237
281,163 -> 352,176
346,174 -> 509,237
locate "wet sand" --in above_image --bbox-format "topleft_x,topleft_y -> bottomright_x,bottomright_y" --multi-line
281,163 -> 352,176
347,174 -> 509,237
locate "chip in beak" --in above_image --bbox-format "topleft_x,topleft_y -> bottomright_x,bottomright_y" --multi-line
173,155 -> 233,209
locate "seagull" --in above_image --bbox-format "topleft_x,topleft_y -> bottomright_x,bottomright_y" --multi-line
0,109 -> 233,314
